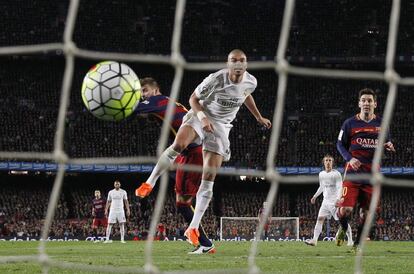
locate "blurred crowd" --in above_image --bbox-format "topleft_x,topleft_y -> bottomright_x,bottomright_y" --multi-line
2,1 -> 414,58
0,180 -> 412,241
0,59 -> 413,169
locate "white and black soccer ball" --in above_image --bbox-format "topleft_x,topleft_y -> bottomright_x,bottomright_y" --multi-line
81,61 -> 141,121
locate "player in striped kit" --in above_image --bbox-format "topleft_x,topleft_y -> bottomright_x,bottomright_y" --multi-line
91,190 -> 107,241
305,154 -> 353,246
336,88 -> 395,250
136,49 -> 271,251
134,77 -> 215,254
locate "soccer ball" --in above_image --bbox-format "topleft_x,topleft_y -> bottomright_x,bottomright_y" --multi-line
81,61 -> 141,121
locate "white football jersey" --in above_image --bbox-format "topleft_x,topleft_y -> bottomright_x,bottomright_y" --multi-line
107,188 -> 127,213
194,68 -> 257,124
318,169 -> 342,204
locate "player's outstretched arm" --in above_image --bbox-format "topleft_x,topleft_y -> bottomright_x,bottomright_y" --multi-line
243,95 -> 271,129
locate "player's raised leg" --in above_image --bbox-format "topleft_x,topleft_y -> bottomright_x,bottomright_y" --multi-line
135,125 -> 198,197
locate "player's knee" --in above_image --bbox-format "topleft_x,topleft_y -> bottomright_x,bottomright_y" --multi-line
202,168 -> 217,181
171,142 -> 186,153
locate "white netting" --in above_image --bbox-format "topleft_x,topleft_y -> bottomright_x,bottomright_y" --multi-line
0,0 -> 412,273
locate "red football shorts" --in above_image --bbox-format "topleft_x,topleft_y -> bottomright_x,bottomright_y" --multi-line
175,146 -> 203,197
92,217 -> 108,228
340,181 -> 373,209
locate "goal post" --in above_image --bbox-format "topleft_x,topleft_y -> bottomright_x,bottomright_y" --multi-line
220,217 -> 300,241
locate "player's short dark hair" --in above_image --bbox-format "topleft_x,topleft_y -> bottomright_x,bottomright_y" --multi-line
322,154 -> 334,165
140,77 -> 160,88
358,88 -> 377,101
228,49 -> 246,58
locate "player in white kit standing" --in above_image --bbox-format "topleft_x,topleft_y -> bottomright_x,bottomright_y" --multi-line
104,180 -> 130,243
305,155 -> 353,246
136,49 -> 272,251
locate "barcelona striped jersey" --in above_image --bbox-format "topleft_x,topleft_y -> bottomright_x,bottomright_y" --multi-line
135,95 -> 200,149
92,198 -> 106,219
337,114 -> 390,178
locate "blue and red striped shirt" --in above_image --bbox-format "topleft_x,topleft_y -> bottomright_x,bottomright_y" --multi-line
92,198 -> 106,219
337,114 -> 390,175
135,95 -> 200,149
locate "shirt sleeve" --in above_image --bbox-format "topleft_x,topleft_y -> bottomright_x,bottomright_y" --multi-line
313,173 -> 324,198
246,74 -> 257,96
107,192 -> 112,201
123,191 -> 128,201
194,73 -> 217,100
337,119 -> 353,162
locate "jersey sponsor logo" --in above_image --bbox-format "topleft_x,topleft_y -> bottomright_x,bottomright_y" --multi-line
355,138 -> 378,148
217,98 -> 243,108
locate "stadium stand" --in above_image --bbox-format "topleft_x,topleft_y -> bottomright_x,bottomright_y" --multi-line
0,176 -> 412,241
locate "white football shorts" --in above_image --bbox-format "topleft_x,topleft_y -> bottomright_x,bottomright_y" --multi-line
108,211 -> 126,224
181,112 -> 232,162
318,201 -> 339,221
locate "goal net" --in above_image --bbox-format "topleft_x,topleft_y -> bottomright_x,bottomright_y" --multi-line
220,217 -> 299,241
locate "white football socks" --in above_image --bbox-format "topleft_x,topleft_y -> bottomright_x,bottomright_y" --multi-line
120,223 -> 125,241
346,223 -> 353,242
313,220 -> 323,242
106,224 -> 113,241
189,180 -> 214,229
147,146 -> 180,187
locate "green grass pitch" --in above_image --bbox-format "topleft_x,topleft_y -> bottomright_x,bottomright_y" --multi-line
0,241 -> 413,273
